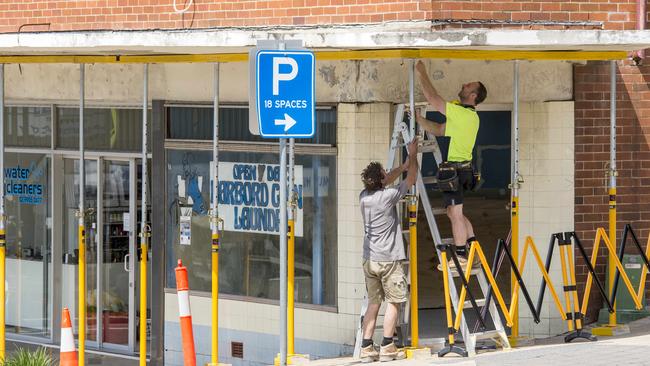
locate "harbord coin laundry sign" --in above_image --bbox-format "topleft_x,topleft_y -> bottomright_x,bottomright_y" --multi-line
256,50 -> 315,138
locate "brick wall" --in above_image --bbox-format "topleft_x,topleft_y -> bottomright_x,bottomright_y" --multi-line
574,60 -> 650,321
432,0 -> 647,30
0,0 -> 432,32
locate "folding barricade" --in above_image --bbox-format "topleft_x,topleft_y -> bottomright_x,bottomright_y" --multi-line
610,224 -> 650,309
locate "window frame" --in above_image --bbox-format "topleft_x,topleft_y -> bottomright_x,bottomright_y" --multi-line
162,103 -> 338,311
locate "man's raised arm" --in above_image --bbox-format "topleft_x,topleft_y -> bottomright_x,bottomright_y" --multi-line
416,60 -> 446,115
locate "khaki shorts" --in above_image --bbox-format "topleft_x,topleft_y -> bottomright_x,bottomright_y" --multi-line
362,259 -> 408,304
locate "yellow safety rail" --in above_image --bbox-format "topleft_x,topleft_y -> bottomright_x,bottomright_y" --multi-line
580,228 -> 643,317
509,236 -> 567,322
454,241 -> 513,330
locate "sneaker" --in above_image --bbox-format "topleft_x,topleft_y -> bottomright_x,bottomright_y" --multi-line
437,254 -> 480,272
379,342 -> 405,362
359,344 -> 379,363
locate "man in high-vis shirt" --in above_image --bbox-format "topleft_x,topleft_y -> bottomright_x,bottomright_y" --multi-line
414,60 -> 487,270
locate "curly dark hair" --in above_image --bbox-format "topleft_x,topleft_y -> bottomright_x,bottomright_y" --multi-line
361,161 -> 384,192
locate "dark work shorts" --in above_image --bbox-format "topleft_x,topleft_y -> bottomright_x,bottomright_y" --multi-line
442,168 -> 474,207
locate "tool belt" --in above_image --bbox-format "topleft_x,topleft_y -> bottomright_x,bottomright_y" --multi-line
436,161 -> 480,192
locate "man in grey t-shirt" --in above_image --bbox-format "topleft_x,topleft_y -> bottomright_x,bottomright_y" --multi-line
358,140 -> 417,362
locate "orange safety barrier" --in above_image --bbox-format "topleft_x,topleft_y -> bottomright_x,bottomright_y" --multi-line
60,308 -> 78,366
176,260 -> 196,366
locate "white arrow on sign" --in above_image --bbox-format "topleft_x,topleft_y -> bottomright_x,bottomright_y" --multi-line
274,113 -> 297,132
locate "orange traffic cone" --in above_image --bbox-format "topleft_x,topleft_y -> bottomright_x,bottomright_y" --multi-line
60,308 -> 78,366
176,260 -> 196,366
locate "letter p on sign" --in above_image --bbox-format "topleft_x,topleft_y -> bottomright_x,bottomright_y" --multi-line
272,57 -> 298,96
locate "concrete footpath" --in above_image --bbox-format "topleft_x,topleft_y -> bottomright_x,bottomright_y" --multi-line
309,316 -> 650,366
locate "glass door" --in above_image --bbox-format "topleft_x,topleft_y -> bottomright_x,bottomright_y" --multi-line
99,159 -> 134,350
62,158 -> 137,353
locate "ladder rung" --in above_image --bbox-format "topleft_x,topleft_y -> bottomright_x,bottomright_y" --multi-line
464,298 -> 486,308
419,145 -> 440,153
422,176 -> 438,184
441,238 -> 455,245
432,208 -> 447,215
450,267 -> 482,277
474,330 -> 504,340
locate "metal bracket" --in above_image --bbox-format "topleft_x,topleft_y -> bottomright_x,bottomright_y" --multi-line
139,224 -> 152,238
208,209 -> 225,234
508,174 -> 525,190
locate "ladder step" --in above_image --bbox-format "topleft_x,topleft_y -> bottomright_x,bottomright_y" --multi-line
422,176 -> 438,184
474,330 -> 505,340
441,238 -> 455,245
464,298 -> 486,308
450,267 -> 482,277
432,208 -> 447,215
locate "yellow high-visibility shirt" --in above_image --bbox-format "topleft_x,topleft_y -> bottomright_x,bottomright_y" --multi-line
444,101 -> 480,162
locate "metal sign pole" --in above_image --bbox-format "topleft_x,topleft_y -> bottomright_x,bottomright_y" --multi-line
0,63 -> 6,362
139,64 -> 150,366
279,137 -> 288,366
78,63 -> 86,366
511,60 -> 521,338
211,62 -> 221,366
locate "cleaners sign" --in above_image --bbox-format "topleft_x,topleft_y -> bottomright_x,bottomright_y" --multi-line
4,163 -> 45,205
217,162 -> 303,237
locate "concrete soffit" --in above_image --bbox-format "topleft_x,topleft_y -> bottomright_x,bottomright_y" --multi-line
1,21 -> 650,55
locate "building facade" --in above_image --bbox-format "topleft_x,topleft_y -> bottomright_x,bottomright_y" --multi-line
0,1 -> 649,365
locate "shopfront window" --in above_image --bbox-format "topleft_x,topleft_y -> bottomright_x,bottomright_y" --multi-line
4,106 -> 51,148
5,152 -> 51,337
56,108 -> 151,152
164,107 -> 337,306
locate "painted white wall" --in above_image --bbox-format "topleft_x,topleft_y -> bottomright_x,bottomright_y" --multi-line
3,60 -> 572,105
517,101 -> 575,337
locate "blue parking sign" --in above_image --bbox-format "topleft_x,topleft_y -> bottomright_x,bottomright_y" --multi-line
256,50 -> 315,138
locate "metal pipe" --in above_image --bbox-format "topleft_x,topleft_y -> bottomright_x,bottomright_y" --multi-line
279,138 -> 288,366
608,60 -> 617,327
211,62 -> 220,366
0,63 -> 6,362
78,63 -> 86,366
139,64 -> 149,366
511,60 -> 520,338
409,60 -> 415,138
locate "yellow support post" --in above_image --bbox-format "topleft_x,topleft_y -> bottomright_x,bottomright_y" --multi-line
139,63 -> 150,366
511,196 -> 519,338
210,62 -> 221,366
608,187 -> 617,327
78,221 -> 86,366
287,218 -> 295,356
408,196 -> 418,348
139,239 -> 148,366
211,231 -> 219,365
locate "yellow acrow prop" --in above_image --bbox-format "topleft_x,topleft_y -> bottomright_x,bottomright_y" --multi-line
580,228 -> 643,317
508,237 -> 567,322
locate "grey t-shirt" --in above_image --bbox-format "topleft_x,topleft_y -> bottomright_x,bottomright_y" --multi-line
360,181 -> 409,262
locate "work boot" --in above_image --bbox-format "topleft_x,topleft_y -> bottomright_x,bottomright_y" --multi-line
359,344 -> 379,363
437,254 -> 480,272
379,342 -> 405,362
